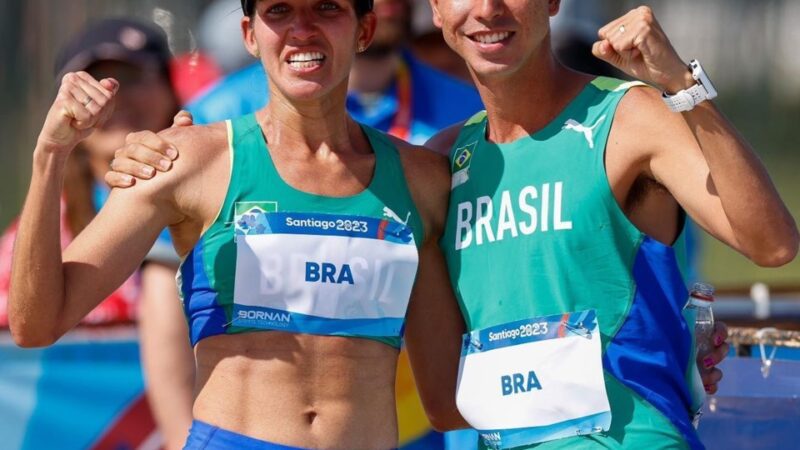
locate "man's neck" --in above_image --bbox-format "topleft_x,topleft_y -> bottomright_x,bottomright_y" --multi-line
349,50 -> 402,96
474,50 -> 593,144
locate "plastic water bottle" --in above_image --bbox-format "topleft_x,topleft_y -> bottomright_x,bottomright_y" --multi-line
684,282 -> 715,427
686,282 -> 715,359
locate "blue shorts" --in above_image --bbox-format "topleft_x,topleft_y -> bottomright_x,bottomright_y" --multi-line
183,420 -> 310,450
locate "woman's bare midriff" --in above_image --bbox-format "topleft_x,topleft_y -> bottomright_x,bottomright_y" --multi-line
193,331 -> 400,450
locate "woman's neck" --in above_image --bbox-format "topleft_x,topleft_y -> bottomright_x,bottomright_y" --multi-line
260,83 -> 368,156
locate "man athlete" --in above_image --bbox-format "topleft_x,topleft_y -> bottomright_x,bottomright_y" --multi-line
107,2 -> 793,449
421,2 -> 796,449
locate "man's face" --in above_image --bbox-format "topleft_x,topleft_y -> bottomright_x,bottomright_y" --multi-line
367,0 -> 412,54
430,0 -> 559,78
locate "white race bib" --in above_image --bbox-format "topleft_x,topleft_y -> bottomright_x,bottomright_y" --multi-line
456,310 -> 611,449
231,211 -> 419,336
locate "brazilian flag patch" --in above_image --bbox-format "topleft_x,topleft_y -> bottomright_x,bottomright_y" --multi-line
451,141 -> 477,189
234,201 -> 279,236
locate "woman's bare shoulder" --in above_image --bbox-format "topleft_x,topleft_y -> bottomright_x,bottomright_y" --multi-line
122,122 -> 230,208
158,121 -> 229,163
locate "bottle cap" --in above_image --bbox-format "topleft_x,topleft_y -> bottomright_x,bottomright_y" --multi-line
690,282 -> 715,302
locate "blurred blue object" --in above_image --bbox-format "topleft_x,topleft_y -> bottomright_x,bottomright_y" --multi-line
698,355 -> 800,450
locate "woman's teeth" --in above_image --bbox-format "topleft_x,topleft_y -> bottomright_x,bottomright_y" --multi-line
288,52 -> 324,68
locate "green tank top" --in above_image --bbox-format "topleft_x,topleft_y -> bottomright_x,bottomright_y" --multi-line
178,113 -> 424,349
443,78 -> 702,449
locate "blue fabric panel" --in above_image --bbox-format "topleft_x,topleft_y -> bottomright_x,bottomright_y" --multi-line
185,420 -> 399,450
184,420 -> 311,450
603,236 -> 703,449
181,237 -> 228,346
400,430 -> 445,450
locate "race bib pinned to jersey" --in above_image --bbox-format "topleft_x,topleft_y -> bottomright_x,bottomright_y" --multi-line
232,211 -> 419,337
456,310 -> 611,449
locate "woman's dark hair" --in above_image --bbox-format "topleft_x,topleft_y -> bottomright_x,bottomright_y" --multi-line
241,0 -> 374,18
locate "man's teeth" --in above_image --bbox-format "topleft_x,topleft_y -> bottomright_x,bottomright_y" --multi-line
288,52 -> 324,63
474,32 -> 510,44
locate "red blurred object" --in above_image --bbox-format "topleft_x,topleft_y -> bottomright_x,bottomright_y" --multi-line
170,52 -> 222,105
0,198 -> 140,328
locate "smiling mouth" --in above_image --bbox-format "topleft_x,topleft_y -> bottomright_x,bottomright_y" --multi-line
287,52 -> 326,69
469,31 -> 513,45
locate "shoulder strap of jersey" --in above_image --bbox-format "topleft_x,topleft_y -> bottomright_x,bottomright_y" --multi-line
358,123 -> 426,247
449,110 -> 486,164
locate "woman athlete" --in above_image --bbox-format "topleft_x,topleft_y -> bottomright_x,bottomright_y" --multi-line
8,0 -> 465,448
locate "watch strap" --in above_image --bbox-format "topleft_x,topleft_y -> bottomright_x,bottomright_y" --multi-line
662,89 -> 696,113
662,78 -> 712,113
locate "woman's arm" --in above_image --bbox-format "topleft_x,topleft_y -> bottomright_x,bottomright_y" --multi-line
8,72 -> 184,346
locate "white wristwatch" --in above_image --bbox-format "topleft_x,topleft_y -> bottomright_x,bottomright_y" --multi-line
661,60 -> 717,113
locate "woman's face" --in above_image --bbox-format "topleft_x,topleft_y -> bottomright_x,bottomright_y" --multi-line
243,0 -> 376,101
83,60 -> 176,161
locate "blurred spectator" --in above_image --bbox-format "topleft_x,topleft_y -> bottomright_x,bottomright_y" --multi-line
409,0 -> 472,82
0,18 -> 193,450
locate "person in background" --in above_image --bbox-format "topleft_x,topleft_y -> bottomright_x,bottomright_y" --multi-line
0,18 -> 192,450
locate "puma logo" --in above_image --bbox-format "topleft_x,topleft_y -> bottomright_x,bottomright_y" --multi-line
562,115 -> 606,149
383,206 -> 410,225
